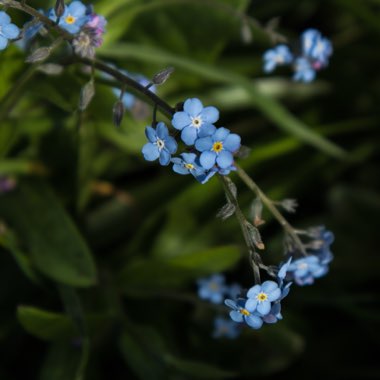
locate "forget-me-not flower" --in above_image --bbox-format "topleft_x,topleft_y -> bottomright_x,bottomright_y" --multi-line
293,57 -> 316,83
212,316 -> 240,339
301,28 -> 333,67
142,122 -> 177,166
171,153 -> 205,177
287,255 -> 328,286
195,127 -> 241,170
49,1 -> 89,34
263,44 -> 293,73
172,98 -> 219,146
197,274 -> 227,304
0,11 -> 20,51
246,281 -> 282,316
224,298 -> 263,329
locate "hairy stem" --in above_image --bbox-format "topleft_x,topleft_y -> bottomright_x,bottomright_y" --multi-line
235,164 -> 307,255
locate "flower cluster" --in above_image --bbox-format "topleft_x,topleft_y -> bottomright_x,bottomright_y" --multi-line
142,98 -> 241,184
263,29 -> 333,83
48,1 -> 106,58
286,226 -> 334,285
224,260 -> 292,330
0,11 -> 20,51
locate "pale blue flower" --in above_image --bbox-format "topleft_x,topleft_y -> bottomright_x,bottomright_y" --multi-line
212,316 -> 240,339
263,44 -> 293,73
0,11 -> 20,51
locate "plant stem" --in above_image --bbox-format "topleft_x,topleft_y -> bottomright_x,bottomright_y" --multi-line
235,164 -> 307,255
219,175 -> 261,284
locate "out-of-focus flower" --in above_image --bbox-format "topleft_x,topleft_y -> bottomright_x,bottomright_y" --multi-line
0,11 -> 20,50
263,44 -> 293,73
197,274 -> 227,304
212,316 -> 240,339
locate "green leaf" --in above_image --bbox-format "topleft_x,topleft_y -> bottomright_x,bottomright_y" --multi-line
99,42 -> 346,158
17,306 -> 77,341
0,179 -> 97,287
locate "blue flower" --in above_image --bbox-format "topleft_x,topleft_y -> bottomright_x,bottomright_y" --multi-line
287,255 -> 328,286
262,302 -> 283,324
0,11 -> 20,51
197,274 -> 227,304
301,28 -> 332,67
263,44 -> 293,73
49,1 -> 89,34
193,169 -> 217,185
171,153 -> 205,177
293,57 -> 316,83
142,122 -> 177,166
224,298 -> 263,329
212,316 -> 240,339
308,226 -> 334,265
195,127 -> 241,170
172,98 -> 219,146
246,281 -> 282,316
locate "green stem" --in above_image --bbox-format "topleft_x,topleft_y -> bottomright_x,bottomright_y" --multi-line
219,175 -> 261,284
235,164 -> 307,255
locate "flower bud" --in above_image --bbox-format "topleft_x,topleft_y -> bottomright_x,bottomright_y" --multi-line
113,100 -> 125,128
54,0 -> 66,18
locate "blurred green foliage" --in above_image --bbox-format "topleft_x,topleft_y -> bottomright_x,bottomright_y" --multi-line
0,0 -> 379,379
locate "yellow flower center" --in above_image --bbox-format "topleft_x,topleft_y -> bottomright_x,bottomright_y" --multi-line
209,282 -> 219,291
298,263 -> 308,270
212,141 -> 223,153
240,308 -> 250,316
65,15 -> 76,24
256,292 -> 268,302
185,163 -> 195,170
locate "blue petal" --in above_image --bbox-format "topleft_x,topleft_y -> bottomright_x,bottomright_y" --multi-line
230,311 -> 244,323
278,257 -> 292,280
0,35 -> 8,50
145,126 -> 156,143
181,153 -> 197,163
173,163 -> 189,175
213,127 -> 230,142
267,288 -> 281,302
210,293 -> 223,304
156,122 -> 169,139
198,123 -> 216,138
216,151 -> 233,169
245,314 -> 263,329
224,299 -> 238,309
245,298 -> 257,312
69,1 -> 86,17
181,126 -> 197,146
2,24 -> 20,39
164,136 -> 177,154
184,98 -> 203,116
142,143 -> 159,161
195,137 -> 213,152
172,111 -> 191,130
264,60 -> 276,73
61,23 -> 81,34
201,106 -> 219,124
159,149 -> 171,166
247,285 -> 260,298
223,133 -> 241,152
0,11 -> 11,25
257,301 -> 271,316
200,151 -> 217,170
261,281 -> 278,293
194,169 -> 216,184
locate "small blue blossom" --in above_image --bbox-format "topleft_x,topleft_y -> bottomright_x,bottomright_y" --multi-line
171,153 -> 205,177
224,298 -> 263,329
293,57 -> 316,83
195,127 -> 241,170
287,255 -> 328,286
212,316 -> 240,339
0,11 -> 20,51
301,28 -> 332,67
308,226 -> 334,265
263,44 -> 293,73
246,281 -> 282,316
172,98 -> 219,146
49,1 -> 89,34
142,122 -> 177,166
197,274 -> 227,304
